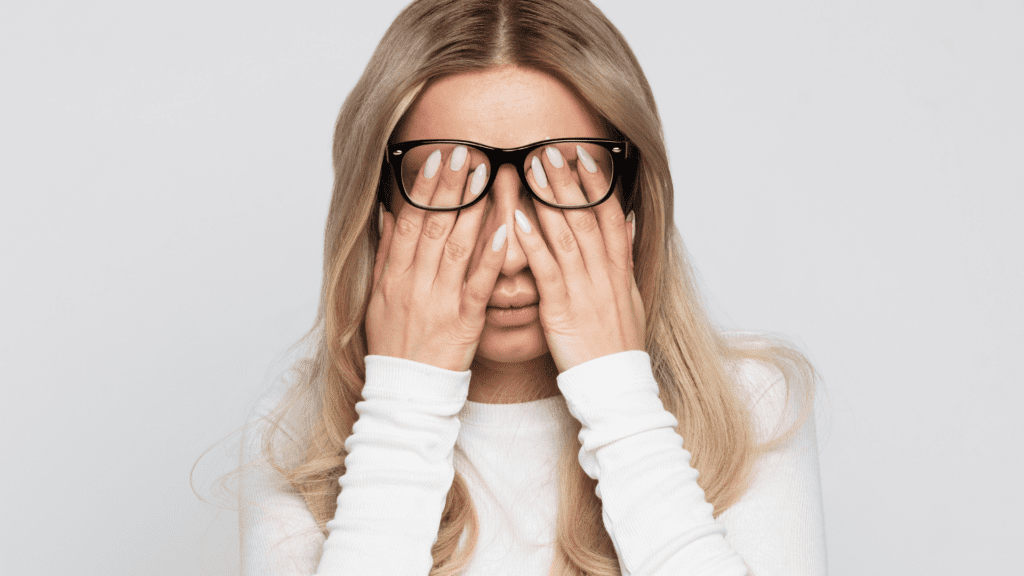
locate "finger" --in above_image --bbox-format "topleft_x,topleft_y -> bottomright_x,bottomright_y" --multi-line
572,143 -> 629,273
589,182 -> 631,273
527,151 -> 580,274
413,146 -> 470,277
574,144 -> 612,203
373,207 -> 396,287
532,146 -> 600,276
436,161 -> 489,290
460,223 -> 509,319
388,148 -> 443,273
542,144 -> 591,207
511,208 -> 570,310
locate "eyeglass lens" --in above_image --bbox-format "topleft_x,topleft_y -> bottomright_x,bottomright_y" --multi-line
398,141 -> 614,210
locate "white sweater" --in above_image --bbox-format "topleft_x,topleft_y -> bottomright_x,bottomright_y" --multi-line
239,351 -> 827,575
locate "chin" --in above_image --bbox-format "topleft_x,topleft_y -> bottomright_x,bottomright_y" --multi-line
474,323 -> 549,365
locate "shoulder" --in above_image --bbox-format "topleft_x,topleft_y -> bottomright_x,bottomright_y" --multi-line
241,359 -> 315,465
725,355 -> 812,446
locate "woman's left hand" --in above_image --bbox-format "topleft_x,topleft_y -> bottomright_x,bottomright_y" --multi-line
513,144 -> 646,372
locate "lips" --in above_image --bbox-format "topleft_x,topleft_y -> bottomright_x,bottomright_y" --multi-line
486,275 -> 540,326
485,301 -> 539,326
487,292 -> 538,309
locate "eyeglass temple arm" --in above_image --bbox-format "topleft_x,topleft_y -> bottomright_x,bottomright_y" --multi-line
377,156 -> 394,213
619,148 -> 640,215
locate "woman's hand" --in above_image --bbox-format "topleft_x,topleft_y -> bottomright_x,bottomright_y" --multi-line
366,146 -> 508,372
513,144 -> 646,372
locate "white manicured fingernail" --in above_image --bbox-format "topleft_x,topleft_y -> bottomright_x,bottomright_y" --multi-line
626,210 -> 635,242
424,149 -> 441,178
576,145 -> 597,173
531,156 -> 548,188
492,224 -> 507,251
378,205 -> 384,237
545,145 -> 564,168
470,163 -> 487,196
450,145 -> 467,171
514,209 -> 531,233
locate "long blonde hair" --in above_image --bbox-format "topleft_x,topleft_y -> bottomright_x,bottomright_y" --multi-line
255,1 -> 817,574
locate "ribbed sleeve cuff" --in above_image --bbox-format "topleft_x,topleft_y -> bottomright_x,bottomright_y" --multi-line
364,354 -> 471,408
557,351 -> 678,453
557,350 -> 659,402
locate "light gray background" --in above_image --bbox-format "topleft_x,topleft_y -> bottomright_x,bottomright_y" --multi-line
1,1 -> 1021,575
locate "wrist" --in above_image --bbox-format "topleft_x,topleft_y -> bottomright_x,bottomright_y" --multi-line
364,355 -> 472,407
556,350 -> 657,402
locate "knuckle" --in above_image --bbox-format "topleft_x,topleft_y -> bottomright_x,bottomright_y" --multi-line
421,216 -> 448,240
609,214 -> 628,233
395,216 -> 419,238
554,228 -> 578,253
463,283 -> 490,306
443,239 -> 471,263
573,213 -> 600,234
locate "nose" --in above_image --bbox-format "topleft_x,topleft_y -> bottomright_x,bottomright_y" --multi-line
487,163 -> 531,277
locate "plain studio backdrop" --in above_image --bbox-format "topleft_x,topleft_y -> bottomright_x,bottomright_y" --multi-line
1,1 -> 1021,574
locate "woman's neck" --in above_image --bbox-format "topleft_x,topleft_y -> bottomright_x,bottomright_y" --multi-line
468,353 -> 560,404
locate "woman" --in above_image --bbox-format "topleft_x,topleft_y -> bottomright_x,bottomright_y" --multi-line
239,0 -> 826,574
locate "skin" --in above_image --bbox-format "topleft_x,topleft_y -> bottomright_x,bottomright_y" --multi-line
366,65 -> 645,403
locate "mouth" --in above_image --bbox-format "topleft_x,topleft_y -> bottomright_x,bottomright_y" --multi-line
486,294 -> 538,309
485,291 -> 540,309
485,303 -> 539,326
487,302 -> 538,309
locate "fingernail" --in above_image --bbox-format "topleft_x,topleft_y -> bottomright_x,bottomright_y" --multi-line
378,205 -> 384,237
470,163 -> 487,196
450,145 -> 467,171
492,224 -> 508,251
626,210 -> 635,242
424,149 -> 441,178
514,209 -> 531,233
531,156 -> 548,188
545,146 -> 564,168
576,145 -> 597,173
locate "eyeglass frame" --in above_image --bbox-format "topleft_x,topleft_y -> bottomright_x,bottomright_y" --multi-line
379,137 -> 633,212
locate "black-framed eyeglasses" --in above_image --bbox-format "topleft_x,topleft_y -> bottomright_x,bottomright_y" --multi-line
381,138 -> 631,212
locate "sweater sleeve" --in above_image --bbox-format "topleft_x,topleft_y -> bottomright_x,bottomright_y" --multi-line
556,351 -> 826,576
238,355 -> 471,576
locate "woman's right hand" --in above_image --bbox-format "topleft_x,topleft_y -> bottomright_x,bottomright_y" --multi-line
366,145 -> 508,372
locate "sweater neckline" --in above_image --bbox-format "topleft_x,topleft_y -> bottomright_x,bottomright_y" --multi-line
459,394 -> 571,429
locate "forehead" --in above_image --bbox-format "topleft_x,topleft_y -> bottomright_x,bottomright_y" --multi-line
396,65 -> 606,146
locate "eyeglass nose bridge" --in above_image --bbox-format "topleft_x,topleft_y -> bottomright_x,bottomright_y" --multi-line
483,147 -> 542,203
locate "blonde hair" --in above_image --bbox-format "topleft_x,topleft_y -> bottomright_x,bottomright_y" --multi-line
254,1 -> 817,574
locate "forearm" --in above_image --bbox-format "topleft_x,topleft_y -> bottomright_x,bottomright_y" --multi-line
558,351 -> 748,576
316,355 -> 471,575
